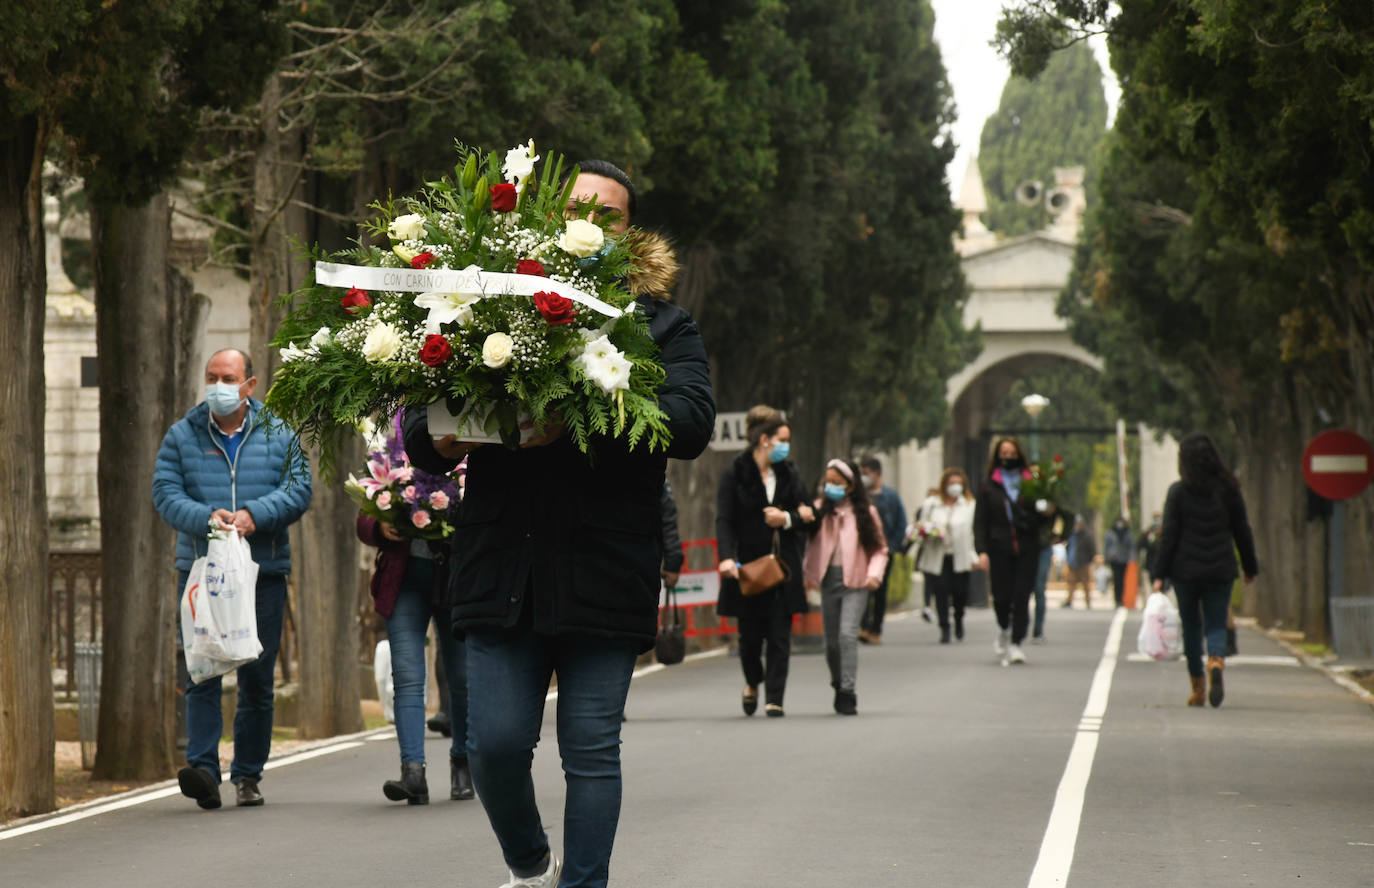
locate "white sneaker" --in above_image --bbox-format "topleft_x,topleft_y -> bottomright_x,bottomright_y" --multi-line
1008,644 -> 1027,664
500,855 -> 561,888
994,629 -> 1009,657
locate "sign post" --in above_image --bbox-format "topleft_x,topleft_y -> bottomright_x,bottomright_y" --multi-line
1301,430 -> 1374,644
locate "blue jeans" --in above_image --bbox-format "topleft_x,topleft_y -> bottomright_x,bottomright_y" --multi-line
386,557 -> 467,764
1174,581 -> 1232,677
1032,547 -> 1053,637
465,628 -> 639,888
178,570 -> 287,785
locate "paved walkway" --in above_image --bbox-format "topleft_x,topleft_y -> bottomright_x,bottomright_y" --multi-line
4,603 -> 1372,887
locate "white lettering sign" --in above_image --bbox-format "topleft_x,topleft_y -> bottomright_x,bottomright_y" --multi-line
708,411 -> 750,451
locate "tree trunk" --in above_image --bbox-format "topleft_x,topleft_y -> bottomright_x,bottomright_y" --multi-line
293,445 -> 364,739
248,74 -> 309,386
90,193 -> 182,780
0,115 -> 55,819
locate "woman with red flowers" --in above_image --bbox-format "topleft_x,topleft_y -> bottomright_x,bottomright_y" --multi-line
974,437 -> 1049,666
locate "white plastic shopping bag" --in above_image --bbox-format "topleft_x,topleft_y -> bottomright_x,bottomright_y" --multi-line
373,639 -> 395,723
180,528 -> 262,683
1137,591 -> 1183,660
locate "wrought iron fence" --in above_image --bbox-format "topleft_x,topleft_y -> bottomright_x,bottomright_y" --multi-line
50,549 -> 102,697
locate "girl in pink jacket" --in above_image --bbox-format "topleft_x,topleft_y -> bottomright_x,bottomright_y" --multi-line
803,458 -> 889,715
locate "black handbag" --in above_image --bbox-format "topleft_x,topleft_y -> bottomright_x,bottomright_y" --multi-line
654,581 -> 686,665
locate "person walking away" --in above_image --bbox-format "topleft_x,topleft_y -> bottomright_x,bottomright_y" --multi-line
1062,516 -> 1096,609
715,406 -> 813,717
1031,500 -> 1071,643
1103,514 -> 1135,608
355,431 -> 471,805
153,348 -> 312,810
914,468 -> 978,643
1150,433 -> 1258,708
404,159 -> 715,888
803,459 -> 888,715
858,457 -> 908,645
973,437 -> 1047,666
660,479 -> 685,593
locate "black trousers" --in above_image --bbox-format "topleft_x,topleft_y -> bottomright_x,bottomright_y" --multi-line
989,548 -> 1040,644
862,558 -> 894,635
1110,561 -> 1128,606
925,556 -> 969,630
736,591 -> 793,706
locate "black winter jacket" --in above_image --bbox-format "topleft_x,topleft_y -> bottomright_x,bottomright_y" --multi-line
973,470 -> 1045,558
404,296 -> 715,652
715,451 -> 810,617
1152,479 -> 1259,585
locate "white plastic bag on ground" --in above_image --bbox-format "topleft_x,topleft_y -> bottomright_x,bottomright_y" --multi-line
1137,591 -> 1183,660
180,529 -> 262,683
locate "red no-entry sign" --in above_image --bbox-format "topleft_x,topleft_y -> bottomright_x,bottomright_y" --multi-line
1302,429 -> 1374,501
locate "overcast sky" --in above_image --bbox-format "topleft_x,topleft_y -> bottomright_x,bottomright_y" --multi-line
930,0 -> 1119,198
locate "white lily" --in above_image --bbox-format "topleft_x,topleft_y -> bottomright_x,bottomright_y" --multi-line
414,290 -> 482,333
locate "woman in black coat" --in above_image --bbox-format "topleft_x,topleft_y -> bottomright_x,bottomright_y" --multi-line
716,405 -> 814,717
973,436 -> 1048,666
1151,433 -> 1258,708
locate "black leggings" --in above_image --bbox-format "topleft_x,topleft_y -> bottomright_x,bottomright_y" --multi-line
988,548 -> 1040,644
924,556 -> 969,630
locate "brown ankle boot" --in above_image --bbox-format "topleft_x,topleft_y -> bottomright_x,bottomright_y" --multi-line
1207,656 -> 1225,708
1187,675 -> 1206,707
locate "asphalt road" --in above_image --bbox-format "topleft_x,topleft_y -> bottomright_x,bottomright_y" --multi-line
4,601 -> 1373,887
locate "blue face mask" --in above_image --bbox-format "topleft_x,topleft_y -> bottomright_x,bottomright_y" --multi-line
824,482 -> 847,502
769,441 -> 790,463
206,382 -> 244,417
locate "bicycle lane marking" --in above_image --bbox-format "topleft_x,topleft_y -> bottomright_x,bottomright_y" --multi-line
1027,606 -> 1128,888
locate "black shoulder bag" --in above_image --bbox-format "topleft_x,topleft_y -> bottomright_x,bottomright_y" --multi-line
655,581 -> 686,665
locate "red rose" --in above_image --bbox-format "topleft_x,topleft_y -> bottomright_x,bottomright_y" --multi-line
1053,454 -> 1063,463
489,183 -> 518,212
411,251 -> 436,270
532,290 -> 577,325
419,334 -> 452,367
516,259 -> 546,277
341,287 -> 371,315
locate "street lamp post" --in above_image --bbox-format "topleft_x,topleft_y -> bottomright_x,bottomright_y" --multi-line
1021,394 -> 1050,463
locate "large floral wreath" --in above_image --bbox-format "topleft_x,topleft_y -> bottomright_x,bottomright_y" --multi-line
265,140 -> 672,472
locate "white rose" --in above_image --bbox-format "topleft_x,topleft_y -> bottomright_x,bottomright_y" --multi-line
559,219 -> 605,258
482,332 -> 515,369
362,322 -> 402,362
388,213 -> 426,241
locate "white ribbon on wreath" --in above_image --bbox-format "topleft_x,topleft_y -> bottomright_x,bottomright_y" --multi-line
314,262 -> 623,318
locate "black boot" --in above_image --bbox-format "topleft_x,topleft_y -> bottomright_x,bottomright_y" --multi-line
450,757 -> 474,801
383,762 -> 429,805
954,616 -> 964,640
940,626 -> 951,644
835,690 -> 858,716
1225,627 -> 1238,657
426,711 -> 452,737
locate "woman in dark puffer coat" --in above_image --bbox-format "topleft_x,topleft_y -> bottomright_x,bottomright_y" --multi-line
1151,433 -> 1259,708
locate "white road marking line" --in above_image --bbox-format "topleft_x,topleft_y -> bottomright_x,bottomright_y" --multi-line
0,739 -> 370,841
1124,653 -> 1300,666
1028,606 -> 1128,888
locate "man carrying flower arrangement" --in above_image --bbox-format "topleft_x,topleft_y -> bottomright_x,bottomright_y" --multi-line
153,348 -> 312,811
400,160 -> 714,888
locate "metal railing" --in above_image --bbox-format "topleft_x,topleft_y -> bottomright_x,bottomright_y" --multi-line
50,549 -> 102,697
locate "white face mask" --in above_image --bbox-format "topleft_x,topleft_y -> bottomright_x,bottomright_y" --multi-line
945,483 -> 964,499
206,381 -> 244,417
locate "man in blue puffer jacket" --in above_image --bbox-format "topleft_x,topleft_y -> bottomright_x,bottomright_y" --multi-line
153,347 -> 312,811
